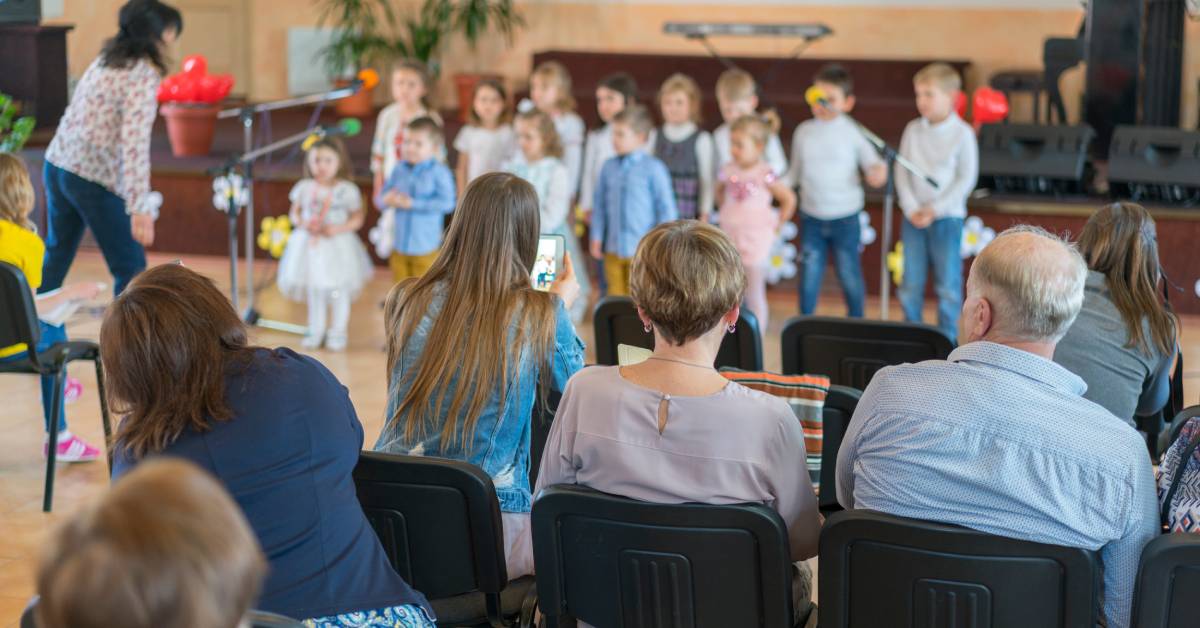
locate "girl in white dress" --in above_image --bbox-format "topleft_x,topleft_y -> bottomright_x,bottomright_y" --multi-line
453,78 -> 515,192
277,138 -> 374,351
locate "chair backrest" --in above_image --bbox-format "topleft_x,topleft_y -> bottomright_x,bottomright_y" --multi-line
0,261 -> 41,356
532,484 -> 794,628
820,509 -> 1100,628
1132,532 -> 1200,628
592,296 -> 763,370
1168,405 -> 1200,449
19,601 -> 302,628
353,451 -> 507,599
819,385 -> 862,513
780,316 -> 953,389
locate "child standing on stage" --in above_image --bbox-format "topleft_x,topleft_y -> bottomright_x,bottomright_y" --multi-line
527,62 -> 586,198
580,73 -> 638,220
376,117 -> 457,282
277,138 -> 374,351
371,60 -> 441,201
506,110 -> 591,320
453,78 -> 515,192
895,62 -> 978,343
713,69 -> 787,182
786,63 -> 888,318
717,115 -> 797,331
0,154 -> 104,462
589,105 -> 677,296
655,73 -> 715,221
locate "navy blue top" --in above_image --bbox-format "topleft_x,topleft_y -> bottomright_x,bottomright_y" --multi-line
113,348 -> 431,620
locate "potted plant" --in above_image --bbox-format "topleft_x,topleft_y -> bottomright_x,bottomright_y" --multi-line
445,0 -> 524,121
158,55 -> 235,157
0,92 -> 36,153
315,0 -> 394,117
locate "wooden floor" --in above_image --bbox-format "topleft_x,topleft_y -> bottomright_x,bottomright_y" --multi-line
0,252 -> 1196,624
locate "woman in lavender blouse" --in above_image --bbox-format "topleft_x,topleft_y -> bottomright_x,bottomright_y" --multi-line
534,220 -> 821,623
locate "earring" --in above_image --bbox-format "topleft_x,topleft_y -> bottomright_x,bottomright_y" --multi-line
643,323 -> 652,333
727,323 -> 737,334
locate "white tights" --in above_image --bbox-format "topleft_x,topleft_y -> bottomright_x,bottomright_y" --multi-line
743,262 -> 769,332
306,287 -> 352,341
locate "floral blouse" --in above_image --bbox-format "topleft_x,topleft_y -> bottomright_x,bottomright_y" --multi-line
45,57 -> 161,216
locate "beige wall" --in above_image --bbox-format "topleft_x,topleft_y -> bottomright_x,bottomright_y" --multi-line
45,1 -> 1200,129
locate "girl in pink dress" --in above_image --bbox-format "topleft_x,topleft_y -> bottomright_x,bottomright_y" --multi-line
716,114 -> 797,330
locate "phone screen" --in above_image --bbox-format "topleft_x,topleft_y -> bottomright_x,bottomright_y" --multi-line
531,234 -> 564,291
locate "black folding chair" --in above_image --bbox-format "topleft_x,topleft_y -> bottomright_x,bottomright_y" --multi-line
818,385 -> 861,516
592,296 -> 762,370
820,509 -> 1101,628
780,316 -> 953,390
353,452 -> 536,627
19,603 -> 305,628
1131,532 -> 1200,628
1139,352 -> 1187,461
0,262 -> 111,512
532,484 -> 800,628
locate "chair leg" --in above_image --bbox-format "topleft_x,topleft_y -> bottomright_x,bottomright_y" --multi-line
94,359 -> 113,476
44,367 -> 66,513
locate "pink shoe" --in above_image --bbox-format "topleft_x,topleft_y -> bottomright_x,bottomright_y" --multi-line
64,377 -> 83,404
43,434 -> 102,463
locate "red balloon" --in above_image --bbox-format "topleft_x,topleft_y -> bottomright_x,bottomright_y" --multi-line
167,75 -> 200,103
214,74 -> 235,100
157,74 -> 181,102
182,54 -> 208,77
197,75 -> 222,103
954,91 -> 968,119
972,87 -> 1009,129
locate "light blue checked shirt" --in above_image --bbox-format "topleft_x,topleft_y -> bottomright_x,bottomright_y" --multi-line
837,341 -> 1158,628
590,151 -> 677,258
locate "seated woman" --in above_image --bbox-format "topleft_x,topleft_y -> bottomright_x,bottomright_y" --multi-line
1054,202 -> 1178,426
376,172 -> 585,580
535,220 -> 821,622
103,264 -> 434,628
36,459 -> 266,628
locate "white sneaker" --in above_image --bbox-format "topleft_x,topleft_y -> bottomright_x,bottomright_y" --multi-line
301,333 -> 323,350
325,333 -> 347,352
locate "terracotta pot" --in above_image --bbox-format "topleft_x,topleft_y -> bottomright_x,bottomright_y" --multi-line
334,78 -> 376,118
160,102 -> 219,157
454,73 -> 503,123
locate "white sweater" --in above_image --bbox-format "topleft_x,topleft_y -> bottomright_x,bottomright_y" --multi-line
785,115 -> 882,220
894,113 -> 978,220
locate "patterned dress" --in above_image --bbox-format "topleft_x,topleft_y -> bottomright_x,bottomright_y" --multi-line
718,162 -> 779,266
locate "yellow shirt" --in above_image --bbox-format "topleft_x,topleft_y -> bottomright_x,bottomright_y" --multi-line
0,219 -> 45,358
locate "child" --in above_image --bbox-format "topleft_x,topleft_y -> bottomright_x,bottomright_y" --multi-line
505,109 -> 591,320
453,78 -> 515,192
35,459 -> 267,628
527,61 -> 586,199
375,116 -> 457,283
716,114 -> 797,331
895,62 -> 978,342
579,72 -> 638,219
371,60 -> 442,202
786,63 -> 888,318
0,153 -> 104,462
276,138 -> 374,352
713,68 -> 787,184
589,105 -> 678,296
654,73 -> 715,221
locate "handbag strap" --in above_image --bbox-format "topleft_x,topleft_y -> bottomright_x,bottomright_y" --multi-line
1161,423 -> 1200,529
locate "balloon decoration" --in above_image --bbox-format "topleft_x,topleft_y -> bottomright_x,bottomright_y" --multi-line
257,215 -> 292,259
887,242 -> 905,287
858,211 -> 877,248
960,215 -> 996,259
970,87 -> 1009,131
954,91 -> 968,120
211,174 -> 249,213
158,54 -> 234,105
765,220 -> 799,285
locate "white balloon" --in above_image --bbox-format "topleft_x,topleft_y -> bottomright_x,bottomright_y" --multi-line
1195,279 -> 1200,298
862,227 -> 877,245
966,215 -> 984,231
780,221 -> 799,239
782,242 -> 797,257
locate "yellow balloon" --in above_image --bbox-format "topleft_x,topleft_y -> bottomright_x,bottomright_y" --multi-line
886,242 -> 905,286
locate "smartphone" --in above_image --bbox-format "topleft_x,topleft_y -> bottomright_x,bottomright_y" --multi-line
531,234 -> 565,291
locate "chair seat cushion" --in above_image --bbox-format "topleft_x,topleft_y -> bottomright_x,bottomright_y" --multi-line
429,575 -> 535,626
0,340 -> 99,375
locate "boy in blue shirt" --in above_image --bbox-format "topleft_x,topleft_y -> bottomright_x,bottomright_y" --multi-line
589,105 -> 677,296
376,116 -> 456,281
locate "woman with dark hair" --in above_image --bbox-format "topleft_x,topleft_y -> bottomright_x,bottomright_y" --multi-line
1054,202 -> 1179,425
41,0 -> 182,296
104,264 -> 435,627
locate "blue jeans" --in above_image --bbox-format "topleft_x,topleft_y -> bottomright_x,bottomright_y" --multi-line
0,322 -> 69,433
42,162 -> 146,296
800,213 -> 865,317
899,216 -> 964,343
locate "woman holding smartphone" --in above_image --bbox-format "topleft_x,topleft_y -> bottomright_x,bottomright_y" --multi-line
375,172 -> 584,581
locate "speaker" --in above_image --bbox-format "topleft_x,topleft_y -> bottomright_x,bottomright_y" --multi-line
978,123 -> 1095,195
1108,125 -> 1200,205
0,0 -> 40,24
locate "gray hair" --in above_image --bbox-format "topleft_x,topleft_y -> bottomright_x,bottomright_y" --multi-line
969,225 -> 1087,343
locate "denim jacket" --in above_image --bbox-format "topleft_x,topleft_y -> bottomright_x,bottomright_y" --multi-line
375,285 -> 585,512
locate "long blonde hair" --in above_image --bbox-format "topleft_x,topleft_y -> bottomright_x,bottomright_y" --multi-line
384,172 -> 558,447
0,153 -> 37,231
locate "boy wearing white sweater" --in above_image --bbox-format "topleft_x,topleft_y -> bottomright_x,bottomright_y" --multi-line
895,62 -> 979,342
786,64 -> 887,317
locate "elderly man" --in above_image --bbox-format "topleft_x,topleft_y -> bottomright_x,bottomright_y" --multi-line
836,226 -> 1157,628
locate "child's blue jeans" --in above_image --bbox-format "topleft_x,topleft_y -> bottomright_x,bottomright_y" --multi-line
0,321 -> 69,433
899,216 -> 964,343
799,213 -> 865,317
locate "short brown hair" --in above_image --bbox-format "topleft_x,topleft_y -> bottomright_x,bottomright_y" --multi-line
715,68 -> 756,102
814,63 -> 854,97
101,264 -> 257,460
613,104 -> 655,137
406,115 -> 445,147
514,109 -> 564,159
393,58 -> 435,109
914,62 -> 962,94
630,221 -> 746,346
658,73 -> 702,124
36,459 -> 266,628
531,61 -> 576,112
598,72 -> 638,106
467,78 -> 512,127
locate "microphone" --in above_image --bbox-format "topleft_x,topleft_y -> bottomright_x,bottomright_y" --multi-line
805,85 -> 830,109
301,118 -> 363,150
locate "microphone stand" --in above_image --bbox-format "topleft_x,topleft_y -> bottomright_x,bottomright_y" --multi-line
849,120 -> 940,320
216,82 -> 360,333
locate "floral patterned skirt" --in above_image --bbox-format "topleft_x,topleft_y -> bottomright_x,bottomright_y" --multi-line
303,604 -> 436,628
